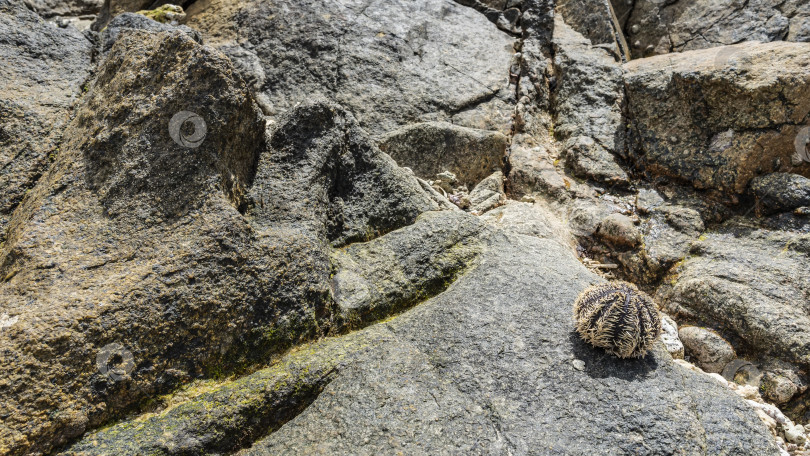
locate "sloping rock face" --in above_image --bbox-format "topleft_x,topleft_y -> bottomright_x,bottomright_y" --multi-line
3,0 -> 808,453
625,41 -> 810,195
0,28 -> 447,455
0,0 -> 92,246
378,122 -> 507,189
232,0 -> 516,137
658,218 -> 810,370
66,231 -> 780,455
615,0 -> 810,59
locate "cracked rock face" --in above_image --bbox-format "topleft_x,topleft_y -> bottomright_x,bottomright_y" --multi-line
0,0 -> 93,246
625,41 -> 810,194
2,0 -> 808,453
0,29 -> 448,455
233,0 -> 517,138
658,218 -> 810,371
67,232 -> 780,456
615,0 -> 810,59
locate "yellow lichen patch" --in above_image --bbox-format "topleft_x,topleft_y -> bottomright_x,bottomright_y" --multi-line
136,4 -> 186,24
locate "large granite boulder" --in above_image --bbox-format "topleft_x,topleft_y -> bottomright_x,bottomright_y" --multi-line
66,230 -> 780,455
624,41 -> 810,195
0,28 -> 443,454
233,0 -> 516,137
0,0 -> 93,246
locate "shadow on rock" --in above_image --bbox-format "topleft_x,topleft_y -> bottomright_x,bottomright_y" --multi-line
568,331 -> 659,380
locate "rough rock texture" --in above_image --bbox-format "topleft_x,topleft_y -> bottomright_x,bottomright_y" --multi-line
468,171 -> 506,214
93,0 -> 152,30
625,41 -> 810,195
331,210 -> 487,328
617,204 -> 705,284
66,232 -> 780,456
22,0 -> 103,17
552,17 -> 628,186
250,99 -> 438,249
3,0 -> 807,453
378,122 -> 507,189
679,326 -> 737,374
659,218 -> 810,369
234,0 -> 516,137
557,0 -> 628,59
616,0 -> 810,59
0,0 -> 93,246
101,12 -> 201,54
508,138 -> 569,199
479,200 -> 576,247
596,213 -> 641,247
751,172 -> 810,216
0,29 -> 444,454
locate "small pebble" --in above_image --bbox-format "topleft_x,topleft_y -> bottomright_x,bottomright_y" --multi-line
572,360 -> 585,371
785,425 -> 807,445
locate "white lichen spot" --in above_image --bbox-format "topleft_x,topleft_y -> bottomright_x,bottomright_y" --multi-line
0,314 -> 19,329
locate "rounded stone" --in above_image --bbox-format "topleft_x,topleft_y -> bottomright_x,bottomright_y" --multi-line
761,372 -> 799,404
596,213 -> 641,247
678,326 -> 736,374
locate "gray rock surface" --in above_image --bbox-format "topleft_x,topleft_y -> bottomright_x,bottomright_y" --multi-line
679,326 -> 737,374
552,16 -> 628,186
100,12 -> 202,54
0,28 -> 441,453
596,213 -> 641,247
624,41 -> 810,195
468,171 -> 506,214
67,231 -> 780,456
234,0 -> 516,137
241,233 -> 781,455
556,0 -> 628,59
378,122 -> 507,189
617,204 -> 705,284
508,137 -> 570,200
480,200 -> 576,247
751,173 -> 810,216
331,210 -> 486,328
616,0 -> 810,59
92,0 -> 151,30
658,218 -> 810,369
0,0 -> 93,246
23,0 -> 102,17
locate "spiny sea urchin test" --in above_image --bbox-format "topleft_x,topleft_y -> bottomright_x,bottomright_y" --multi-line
573,281 -> 662,358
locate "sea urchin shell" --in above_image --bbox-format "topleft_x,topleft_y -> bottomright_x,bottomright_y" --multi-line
573,281 -> 661,358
